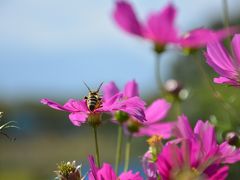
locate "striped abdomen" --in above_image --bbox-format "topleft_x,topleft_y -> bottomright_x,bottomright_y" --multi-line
86,93 -> 102,111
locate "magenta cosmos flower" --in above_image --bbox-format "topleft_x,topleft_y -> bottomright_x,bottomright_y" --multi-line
113,0 -> 178,47
113,0 -> 237,53
88,156 -> 143,180
41,83 -> 146,126
104,81 -> 174,138
179,27 -> 238,50
155,115 -> 240,180
205,34 -> 240,87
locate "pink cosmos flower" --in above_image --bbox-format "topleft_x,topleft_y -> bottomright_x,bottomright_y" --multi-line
157,140 -> 229,180
41,83 -> 146,126
104,81 -> 174,138
88,156 -> 143,180
113,0 -> 237,52
205,34 -> 240,86
179,27 -> 239,49
174,115 -> 240,163
155,115 -> 240,180
113,0 -> 178,46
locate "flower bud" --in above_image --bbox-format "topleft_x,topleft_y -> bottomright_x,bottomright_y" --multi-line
164,79 -> 182,96
55,161 -> 83,180
153,43 -> 165,54
147,135 -> 163,162
164,79 -> 189,101
225,132 -> 240,147
114,111 -> 129,124
127,119 -> 142,133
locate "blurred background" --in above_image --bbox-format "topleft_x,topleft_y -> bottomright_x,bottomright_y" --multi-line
0,0 -> 240,179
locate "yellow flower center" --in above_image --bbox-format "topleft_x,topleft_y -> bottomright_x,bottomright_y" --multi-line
147,135 -> 163,147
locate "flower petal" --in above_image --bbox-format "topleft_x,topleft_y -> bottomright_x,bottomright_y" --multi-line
41,98 -> 88,113
88,155 -> 99,180
138,122 -> 175,138
173,114 -> 194,139
231,34 -> 240,64
205,41 -> 236,78
97,163 -> 117,180
64,99 -> 88,112
194,120 -> 217,154
142,151 -> 158,179
219,142 -> 240,164
180,28 -> 215,48
113,0 -> 143,37
145,99 -> 171,124
69,112 -> 88,126
123,80 -> 139,98
207,165 -> 229,180
213,76 -> 239,86
103,81 -> 120,101
119,170 -> 143,180
119,96 -> 146,122
145,4 -> 178,44
180,27 -> 238,48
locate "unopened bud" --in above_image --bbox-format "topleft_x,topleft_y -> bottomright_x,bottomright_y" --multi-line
164,79 -> 189,101
147,135 -> 163,147
225,132 -> 240,147
164,80 -> 182,96
153,43 -> 165,54
127,119 -> 142,133
114,111 -> 129,124
147,135 -> 163,162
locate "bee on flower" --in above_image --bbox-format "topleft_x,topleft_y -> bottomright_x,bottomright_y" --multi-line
41,82 -> 146,127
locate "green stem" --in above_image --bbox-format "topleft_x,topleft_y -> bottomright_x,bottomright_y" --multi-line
174,99 -> 181,117
222,0 -> 230,28
193,53 -> 237,121
155,53 -> 164,96
124,135 -> 132,171
115,125 -> 123,175
193,53 -> 216,92
222,0 -> 231,49
93,126 -> 100,167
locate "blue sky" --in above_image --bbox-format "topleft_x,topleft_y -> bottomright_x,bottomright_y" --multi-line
0,0 -> 239,102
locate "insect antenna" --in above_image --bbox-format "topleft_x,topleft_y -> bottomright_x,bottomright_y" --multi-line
83,82 -> 92,92
96,82 -> 104,93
